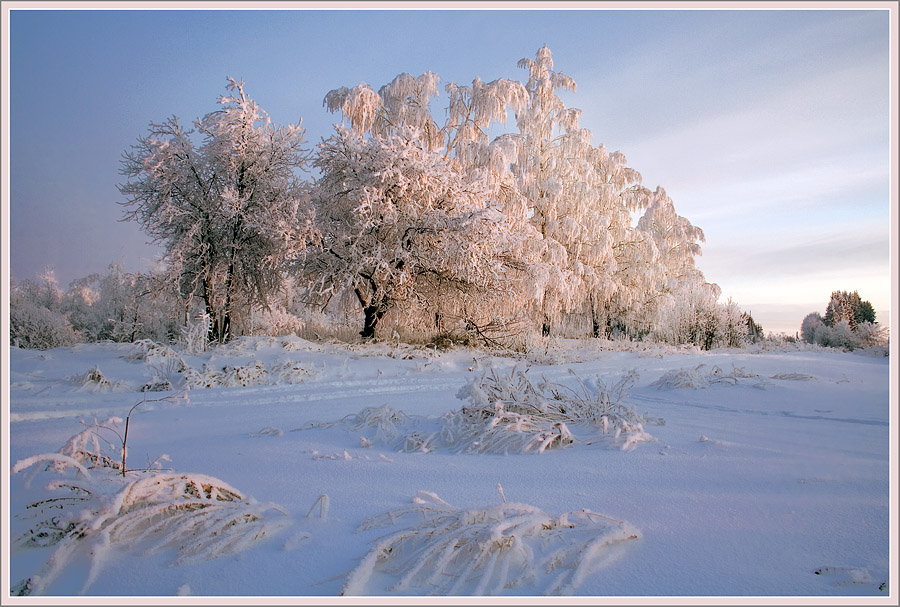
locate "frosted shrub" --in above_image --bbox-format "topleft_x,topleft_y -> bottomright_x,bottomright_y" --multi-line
250,305 -> 304,337
10,424 -> 291,596
853,321 -> 889,351
181,312 -> 211,354
827,319 -> 856,349
434,404 -> 577,454
270,360 -> 319,383
11,417 -> 126,485
341,490 -> 640,596
70,366 -> 124,393
142,357 -> 187,392
436,366 -> 654,453
183,361 -> 267,388
126,339 -> 182,364
9,288 -> 80,350
123,340 -> 188,391
650,364 -> 768,390
300,404 -> 415,448
829,319 -> 888,350
182,359 -> 317,389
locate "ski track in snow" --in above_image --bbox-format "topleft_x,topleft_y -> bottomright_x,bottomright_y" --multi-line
8,376 -> 471,423
629,393 -> 889,427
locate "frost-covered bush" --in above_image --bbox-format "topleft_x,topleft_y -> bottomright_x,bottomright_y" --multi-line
10,423 -> 291,596
125,339 -> 180,363
123,340 -> 189,391
650,364 -> 768,390
182,359 -> 318,389
249,305 -> 305,337
183,361 -> 267,388
270,360 -> 319,383
410,367 -> 655,453
69,366 -> 123,393
342,490 -> 640,596
854,321 -> 888,348
9,288 -> 81,349
301,404 -> 414,448
442,366 -> 653,453
828,319 -> 857,349
181,311 -> 212,354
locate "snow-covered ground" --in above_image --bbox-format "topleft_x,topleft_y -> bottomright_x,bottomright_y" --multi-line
4,337 -> 894,600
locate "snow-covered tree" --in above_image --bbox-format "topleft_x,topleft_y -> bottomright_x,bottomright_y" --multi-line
651,279 -> 722,349
610,186 -> 710,335
119,78 -> 313,343
508,47 -> 701,337
312,46 -> 713,343
315,68 -> 548,340
801,312 -> 825,344
302,126 -> 536,339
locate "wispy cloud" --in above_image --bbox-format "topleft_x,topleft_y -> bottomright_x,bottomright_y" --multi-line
702,231 -> 890,276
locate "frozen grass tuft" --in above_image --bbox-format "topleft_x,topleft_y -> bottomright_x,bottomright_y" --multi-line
651,364 -> 771,390
125,339 -> 183,364
434,366 -> 655,453
10,424 -> 291,596
341,490 -> 640,596
70,366 -> 123,393
770,372 -> 816,381
299,404 -> 415,448
183,359 -> 320,389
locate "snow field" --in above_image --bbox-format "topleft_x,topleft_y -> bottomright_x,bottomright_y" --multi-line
6,337 -> 892,597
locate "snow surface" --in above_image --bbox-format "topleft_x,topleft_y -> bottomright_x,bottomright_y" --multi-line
4,337 -> 894,600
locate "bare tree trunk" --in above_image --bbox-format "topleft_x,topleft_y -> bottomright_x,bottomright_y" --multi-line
355,280 -> 386,339
360,304 -> 385,339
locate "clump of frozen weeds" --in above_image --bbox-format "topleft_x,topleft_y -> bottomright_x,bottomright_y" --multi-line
341,490 -> 640,596
182,359 -> 319,388
10,423 -> 291,596
769,372 -> 816,381
69,365 -> 124,393
299,404 -> 414,447
439,366 -> 656,453
125,339 -> 184,365
650,364 -> 770,390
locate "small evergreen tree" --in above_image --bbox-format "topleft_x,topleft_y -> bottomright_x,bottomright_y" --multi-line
823,290 -> 876,329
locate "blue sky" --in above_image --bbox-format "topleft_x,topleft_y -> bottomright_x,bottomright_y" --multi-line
4,5 -> 894,334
